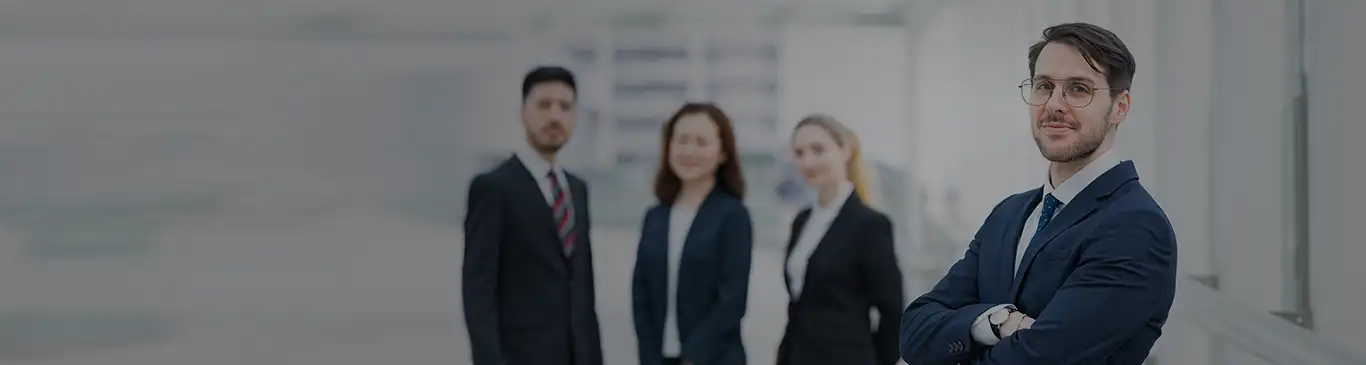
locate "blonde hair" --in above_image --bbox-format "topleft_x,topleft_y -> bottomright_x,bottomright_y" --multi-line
794,114 -> 883,209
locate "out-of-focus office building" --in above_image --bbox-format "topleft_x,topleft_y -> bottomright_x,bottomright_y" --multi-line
2,1 -> 1365,365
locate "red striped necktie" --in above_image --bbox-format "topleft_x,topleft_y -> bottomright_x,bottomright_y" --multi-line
547,172 -> 576,256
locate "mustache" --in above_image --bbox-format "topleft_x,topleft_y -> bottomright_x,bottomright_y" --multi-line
1040,112 -> 1075,128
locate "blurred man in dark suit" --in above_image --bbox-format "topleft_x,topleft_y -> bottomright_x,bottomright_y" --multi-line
463,66 -> 603,365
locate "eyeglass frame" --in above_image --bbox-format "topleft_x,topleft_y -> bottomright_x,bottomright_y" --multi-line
1017,77 -> 1126,109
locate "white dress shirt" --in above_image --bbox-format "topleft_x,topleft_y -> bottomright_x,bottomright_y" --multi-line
970,150 -> 1124,345
786,181 -> 855,300
515,149 -> 571,205
662,204 -> 698,357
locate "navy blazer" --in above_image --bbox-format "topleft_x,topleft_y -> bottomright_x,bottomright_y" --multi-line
899,161 -> 1177,365
632,189 -> 753,365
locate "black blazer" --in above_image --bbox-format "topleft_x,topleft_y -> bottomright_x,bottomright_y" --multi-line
632,189 -> 753,365
462,155 -> 603,365
777,194 -> 904,365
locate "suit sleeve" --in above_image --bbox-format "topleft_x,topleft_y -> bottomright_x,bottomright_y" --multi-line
970,210 -> 1177,365
462,174 -> 505,365
632,209 -> 660,365
577,182 -> 605,365
860,214 -> 906,365
900,200 -> 1009,365
681,205 -> 754,362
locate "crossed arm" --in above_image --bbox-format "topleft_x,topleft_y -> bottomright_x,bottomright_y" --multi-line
900,210 -> 1176,365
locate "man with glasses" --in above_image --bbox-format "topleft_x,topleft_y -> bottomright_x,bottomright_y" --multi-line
898,23 -> 1177,365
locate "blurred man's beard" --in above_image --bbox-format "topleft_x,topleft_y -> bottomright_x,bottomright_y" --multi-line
528,133 -> 565,154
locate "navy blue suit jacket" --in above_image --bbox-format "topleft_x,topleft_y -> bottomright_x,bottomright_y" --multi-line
899,161 -> 1177,365
632,189 -> 753,365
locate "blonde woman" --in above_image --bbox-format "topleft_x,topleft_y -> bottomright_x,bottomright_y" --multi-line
776,114 -> 904,365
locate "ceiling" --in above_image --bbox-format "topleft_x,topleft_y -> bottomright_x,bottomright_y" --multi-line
0,0 -> 911,39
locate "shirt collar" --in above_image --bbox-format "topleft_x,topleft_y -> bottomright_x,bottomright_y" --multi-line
1044,148 -> 1123,205
515,146 -> 560,180
813,181 -> 855,216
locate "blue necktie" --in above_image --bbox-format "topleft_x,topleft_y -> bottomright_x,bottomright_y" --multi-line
1032,193 -> 1063,242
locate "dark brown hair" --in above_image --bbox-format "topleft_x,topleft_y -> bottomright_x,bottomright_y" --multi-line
521,65 -> 577,100
654,102 -> 746,205
1028,23 -> 1135,97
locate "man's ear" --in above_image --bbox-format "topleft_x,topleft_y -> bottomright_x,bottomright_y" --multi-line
1110,90 -> 1131,125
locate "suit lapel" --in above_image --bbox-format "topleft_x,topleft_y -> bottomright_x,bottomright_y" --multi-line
678,190 -> 723,279
568,176 -> 589,258
793,195 -> 864,301
504,156 -> 569,267
785,210 -> 811,297
1008,162 -> 1140,298
997,189 -> 1040,298
507,155 -> 557,226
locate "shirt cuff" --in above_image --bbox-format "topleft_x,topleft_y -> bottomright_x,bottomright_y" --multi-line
971,304 -> 1016,346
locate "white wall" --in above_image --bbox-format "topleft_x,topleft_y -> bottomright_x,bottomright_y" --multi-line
1208,0 -> 1297,319
1149,0 -> 1216,362
0,38 -> 535,316
780,25 -> 908,166
1306,0 -> 1366,358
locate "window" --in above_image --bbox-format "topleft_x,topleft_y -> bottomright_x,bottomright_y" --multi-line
705,42 -> 779,62
614,47 -> 688,63
581,107 -> 600,125
616,116 -> 662,133
614,82 -> 689,101
707,79 -> 779,96
615,152 -> 657,165
567,47 -> 597,65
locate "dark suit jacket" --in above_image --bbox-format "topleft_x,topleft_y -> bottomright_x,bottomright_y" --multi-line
778,195 -> 904,365
632,189 -> 753,365
899,161 -> 1177,365
462,155 -> 603,365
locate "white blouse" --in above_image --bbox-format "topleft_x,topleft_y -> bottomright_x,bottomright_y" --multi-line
786,182 -> 855,299
662,204 -> 697,357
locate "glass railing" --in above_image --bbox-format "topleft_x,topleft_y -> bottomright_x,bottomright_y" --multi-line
1145,277 -> 1366,365
917,214 -> 1366,365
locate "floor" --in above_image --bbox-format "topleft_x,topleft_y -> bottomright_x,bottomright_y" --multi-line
7,208 -> 796,365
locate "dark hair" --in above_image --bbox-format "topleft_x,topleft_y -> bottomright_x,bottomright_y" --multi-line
521,66 -> 577,100
654,102 -> 746,205
1028,23 -> 1135,97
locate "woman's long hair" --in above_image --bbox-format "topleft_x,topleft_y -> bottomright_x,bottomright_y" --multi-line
653,102 -> 746,205
794,114 -> 882,209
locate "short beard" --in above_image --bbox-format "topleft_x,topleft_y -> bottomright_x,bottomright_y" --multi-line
527,133 -> 564,155
1036,106 -> 1112,163
1038,130 -> 1104,162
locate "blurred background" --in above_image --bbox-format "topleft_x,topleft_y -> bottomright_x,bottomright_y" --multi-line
0,0 -> 1362,364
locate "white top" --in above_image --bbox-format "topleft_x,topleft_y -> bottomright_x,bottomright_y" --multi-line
971,149 -> 1125,345
662,204 -> 698,357
515,148 -> 571,205
786,181 -> 855,300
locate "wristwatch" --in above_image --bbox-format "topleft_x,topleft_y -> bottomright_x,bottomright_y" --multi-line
988,305 -> 1019,339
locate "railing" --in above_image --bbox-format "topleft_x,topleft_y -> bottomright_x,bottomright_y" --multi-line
1153,277 -> 1366,365
914,212 -> 1366,365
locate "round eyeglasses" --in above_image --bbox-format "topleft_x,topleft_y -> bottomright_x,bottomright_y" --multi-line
1019,78 -> 1120,108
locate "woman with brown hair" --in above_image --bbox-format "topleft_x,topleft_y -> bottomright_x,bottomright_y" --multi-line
632,102 -> 754,365
776,114 -> 904,365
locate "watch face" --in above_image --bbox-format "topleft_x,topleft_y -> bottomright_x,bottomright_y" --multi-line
989,309 -> 1011,325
